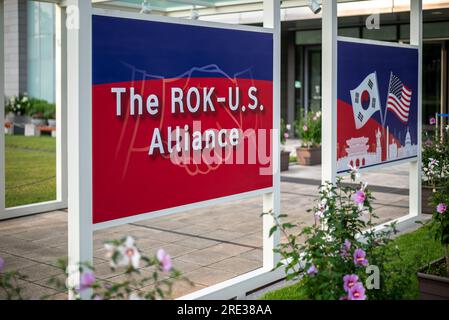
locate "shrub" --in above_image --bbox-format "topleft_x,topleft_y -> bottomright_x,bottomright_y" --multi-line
265,166 -> 413,300
5,93 -> 31,116
280,118 -> 291,145
29,98 -> 56,120
0,236 -> 190,300
295,111 -> 321,147
422,128 -> 449,189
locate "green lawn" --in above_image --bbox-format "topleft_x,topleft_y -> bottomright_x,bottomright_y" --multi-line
261,226 -> 444,300
5,135 -> 56,208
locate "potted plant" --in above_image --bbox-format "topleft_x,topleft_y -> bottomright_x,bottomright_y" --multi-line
5,93 -> 31,125
417,182 -> 449,299
422,124 -> 449,214
280,118 -> 290,172
5,93 -> 32,135
29,98 -> 49,126
295,111 -> 321,166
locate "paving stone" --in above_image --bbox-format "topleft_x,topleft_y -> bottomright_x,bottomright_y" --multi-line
208,257 -> 261,274
172,236 -> 220,250
0,163 -> 415,298
183,267 -> 237,287
18,263 -> 63,282
177,247 -> 233,266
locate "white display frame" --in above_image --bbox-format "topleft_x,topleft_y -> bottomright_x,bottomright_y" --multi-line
64,0 -> 282,300
321,0 -> 423,229
0,0 -> 68,221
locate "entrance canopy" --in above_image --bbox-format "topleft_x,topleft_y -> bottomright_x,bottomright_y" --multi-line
40,0 -> 449,23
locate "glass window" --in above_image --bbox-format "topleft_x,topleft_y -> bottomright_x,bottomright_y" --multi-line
296,30 -> 322,45
362,25 -> 397,41
27,0 -> 55,103
400,22 -> 449,40
422,43 -> 442,124
338,27 -> 360,38
307,49 -> 322,113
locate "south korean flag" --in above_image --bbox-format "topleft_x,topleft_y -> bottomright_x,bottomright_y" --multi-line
350,72 -> 381,129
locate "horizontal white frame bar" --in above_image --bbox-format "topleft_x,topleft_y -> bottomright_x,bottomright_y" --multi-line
338,36 -> 419,50
178,266 -> 286,300
2,200 -> 67,221
337,156 -> 418,175
92,8 -> 274,34
371,212 -> 423,234
178,209 -> 426,300
93,187 -> 273,230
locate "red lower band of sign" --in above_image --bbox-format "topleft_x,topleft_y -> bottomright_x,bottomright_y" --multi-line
92,77 -> 273,224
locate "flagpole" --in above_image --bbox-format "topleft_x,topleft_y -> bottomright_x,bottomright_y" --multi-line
383,72 -> 392,128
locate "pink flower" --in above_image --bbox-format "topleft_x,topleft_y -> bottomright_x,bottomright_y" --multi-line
0,256 -> 4,272
352,190 -> 366,208
284,132 -> 289,140
348,282 -> 366,300
353,248 -> 368,266
437,203 -> 447,214
340,239 -> 351,257
303,125 -> 308,132
343,274 -> 359,292
79,271 -> 95,291
339,295 -> 349,300
429,117 -> 436,125
157,249 -> 172,272
307,265 -> 317,276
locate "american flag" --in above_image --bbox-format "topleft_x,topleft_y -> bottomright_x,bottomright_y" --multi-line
386,73 -> 412,123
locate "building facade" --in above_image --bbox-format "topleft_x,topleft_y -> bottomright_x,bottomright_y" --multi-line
3,1 -> 449,122
4,0 -> 55,103
280,6 -> 449,132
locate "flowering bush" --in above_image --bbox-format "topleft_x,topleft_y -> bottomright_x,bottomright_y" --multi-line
425,176 -> 449,276
0,236 -> 189,300
280,118 -> 290,145
265,166 -> 413,300
0,256 -> 26,300
295,111 -> 321,147
422,129 -> 449,189
5,93 -> 31,116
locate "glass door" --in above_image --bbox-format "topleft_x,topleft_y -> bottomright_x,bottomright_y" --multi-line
305,47 -> 322,114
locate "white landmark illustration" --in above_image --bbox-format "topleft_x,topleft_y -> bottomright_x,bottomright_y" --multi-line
337,127 -> 418,172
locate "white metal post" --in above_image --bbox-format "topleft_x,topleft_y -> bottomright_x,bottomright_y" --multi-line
66,0 -> 93,300
0,0 -> 5,217
262,0 -> 281,270
56,4 -> 68,206
409,0 -> 422,218
321,0 -> 338,185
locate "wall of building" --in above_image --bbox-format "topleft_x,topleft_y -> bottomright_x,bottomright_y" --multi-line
4,0 -> 28,98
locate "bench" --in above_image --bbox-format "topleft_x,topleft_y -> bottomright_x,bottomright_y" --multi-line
25,124 -> 56,137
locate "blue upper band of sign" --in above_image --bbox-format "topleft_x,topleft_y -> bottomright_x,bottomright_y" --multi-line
92,15 -> 274,85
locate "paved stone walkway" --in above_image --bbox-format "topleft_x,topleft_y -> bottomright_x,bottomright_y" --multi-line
0,163 -> 411,299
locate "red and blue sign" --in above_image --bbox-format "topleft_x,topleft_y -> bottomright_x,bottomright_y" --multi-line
92,14 -> 274,224
337,38 -> 419,174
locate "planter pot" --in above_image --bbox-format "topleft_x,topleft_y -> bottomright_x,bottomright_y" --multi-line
417,258 -> 449,300
296,146 -> 321,166
31,118 -> 47,126
13,115 -> 31,125
280,150 -> 290,172
422,185 -> 444,214
5,112 -> 15,123
48,119 -> 56,127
